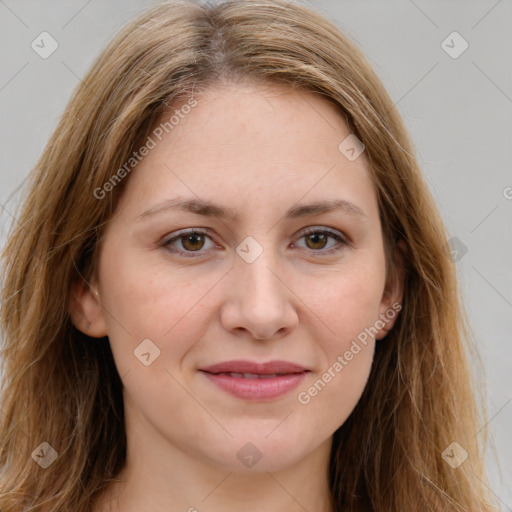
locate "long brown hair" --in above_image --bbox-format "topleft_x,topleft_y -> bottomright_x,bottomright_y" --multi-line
0,1 -> 499,510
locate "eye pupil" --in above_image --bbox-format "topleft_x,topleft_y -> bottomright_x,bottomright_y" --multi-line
306,233 -> 328,250
182,233 -> 205,251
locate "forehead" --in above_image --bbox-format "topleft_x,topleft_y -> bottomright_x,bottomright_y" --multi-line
169,80 -> 351,150
113,80 -> 377,224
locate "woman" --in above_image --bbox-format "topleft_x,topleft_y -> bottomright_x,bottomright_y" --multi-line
0,0 -> 498,510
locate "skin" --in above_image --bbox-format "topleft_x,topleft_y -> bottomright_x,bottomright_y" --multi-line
69,80 -> 404,512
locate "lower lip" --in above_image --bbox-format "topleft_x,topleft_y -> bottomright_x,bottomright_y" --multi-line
200,371 -> 308,400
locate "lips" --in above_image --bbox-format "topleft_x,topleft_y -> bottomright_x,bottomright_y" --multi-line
199,360 -> 310,400
199,359 -> 309,375
211,372 -> 287,379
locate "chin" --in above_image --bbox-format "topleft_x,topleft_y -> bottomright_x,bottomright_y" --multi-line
198,431 -> 315,473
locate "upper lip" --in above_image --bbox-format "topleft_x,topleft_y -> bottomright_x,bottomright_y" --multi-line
199,360 -> 309,375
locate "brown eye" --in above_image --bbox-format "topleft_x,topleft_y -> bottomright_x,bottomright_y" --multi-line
304,232 -> 329,250
162,229 -> 215,257
293,228 -> 349,255
181,233 -> 206,251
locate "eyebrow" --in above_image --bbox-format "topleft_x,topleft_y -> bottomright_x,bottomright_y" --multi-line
136,197 -> 366,223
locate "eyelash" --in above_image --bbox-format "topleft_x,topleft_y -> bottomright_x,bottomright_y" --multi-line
161,227 -> 350,258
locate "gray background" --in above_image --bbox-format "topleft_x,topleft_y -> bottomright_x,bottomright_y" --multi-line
0,0 -> 510,509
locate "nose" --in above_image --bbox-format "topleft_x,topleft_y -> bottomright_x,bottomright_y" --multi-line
219,248 -> 299,341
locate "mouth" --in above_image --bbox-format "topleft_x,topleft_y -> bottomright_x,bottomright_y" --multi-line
205,371 -> 301,379
198,360 -> 310,401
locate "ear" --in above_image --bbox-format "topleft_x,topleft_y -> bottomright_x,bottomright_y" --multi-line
68,277 -> 108,338
375,238 -> 407,341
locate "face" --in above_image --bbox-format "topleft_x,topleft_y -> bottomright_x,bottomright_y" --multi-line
70,80 -> 403,474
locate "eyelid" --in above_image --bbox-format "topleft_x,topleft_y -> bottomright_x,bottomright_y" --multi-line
160,228 -> 216,253
300,226 -> 349,243
293,226 -> 351,255
161,226 -> 350,257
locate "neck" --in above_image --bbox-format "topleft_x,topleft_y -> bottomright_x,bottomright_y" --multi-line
94,430 -> 334,512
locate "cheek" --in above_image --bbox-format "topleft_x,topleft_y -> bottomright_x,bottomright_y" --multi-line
293,270 -> 383,431
291,255 -> 385,419
97,244 -> 221,371
296,341 -> 375,443
299,258 -> 386,348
